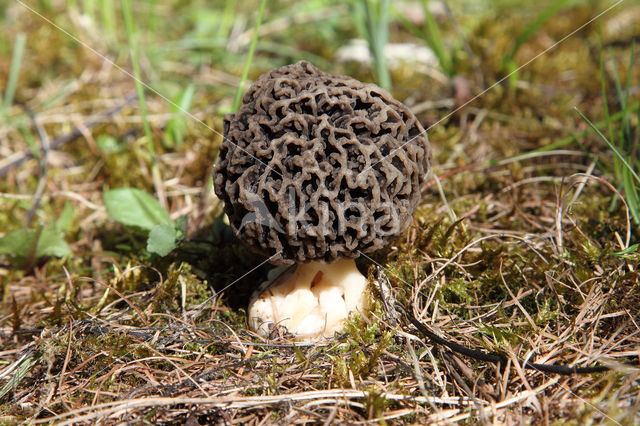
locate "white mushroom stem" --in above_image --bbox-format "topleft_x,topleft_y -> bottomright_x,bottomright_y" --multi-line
248,258 -> 368,341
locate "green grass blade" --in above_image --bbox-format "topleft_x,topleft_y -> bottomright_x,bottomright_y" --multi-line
621,41 -> 635,147
361,0 -> 391,90
502,0 -> 569,71
598,26 -> 613,145
608,49 -> 625,111
377,0 -> 391,89
574,107 -> 640,186
2,33 -> 26,117
622,166 -> 640,224
0,356 -> 34,400
515,100 -> 640,156
121,0 -> 155,161
608,48 -> 629,150
348,1 -> 367,44
147,0 -> 158,32
219,0 -> 237,39
421,0 -> 451,76
598,45 -> 624,181
82,0 -> 96,24
164,84 -> 196,148
232,0 -> 268,113
393,6 -> 424,39
612,243 -> 639,256
99,0 -> 117,40
18,123 -> 39,161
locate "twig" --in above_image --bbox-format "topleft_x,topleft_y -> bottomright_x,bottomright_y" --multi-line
397,302 -> 620,375
0,93 -> 138,177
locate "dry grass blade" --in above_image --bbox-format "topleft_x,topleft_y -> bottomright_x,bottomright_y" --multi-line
1,1 -> 639,424
37,390 -> 477,425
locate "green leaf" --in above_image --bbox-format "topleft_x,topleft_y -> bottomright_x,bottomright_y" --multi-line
104,188 -> 171,231
55,202 -> 74,232
36,226 -> 72,258
0,229 -> 34,258
147,223 -> 177,256
0,226 -> 70,260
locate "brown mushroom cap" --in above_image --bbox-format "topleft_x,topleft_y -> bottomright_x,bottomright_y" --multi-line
213,61 -> 431,265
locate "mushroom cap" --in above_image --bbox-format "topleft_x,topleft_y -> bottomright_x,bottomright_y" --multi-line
213,61 -> 431,265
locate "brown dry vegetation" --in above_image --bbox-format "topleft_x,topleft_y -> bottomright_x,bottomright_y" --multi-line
0,0 -> 639,424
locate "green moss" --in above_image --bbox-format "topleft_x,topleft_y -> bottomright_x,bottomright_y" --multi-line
363,386 -> 389,421
535,298 -> 559,325
440,278 -> 474,305
218,307 -> 248,329
101,139 -> 154,191
151,262 -> 211,317
333,315 -> 393,386
477,322 -> 521,350
1,2 -> 639,422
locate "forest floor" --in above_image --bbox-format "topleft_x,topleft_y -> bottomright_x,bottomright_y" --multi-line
0,0 -> 639,424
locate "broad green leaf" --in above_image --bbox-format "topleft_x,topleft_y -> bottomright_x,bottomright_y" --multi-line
0,226 -> 70,259
147,223 -> 177,256
36,226 -> 72,258
0,229 -> 34,257
103,188 -> 171,231
55,202 -> 74,232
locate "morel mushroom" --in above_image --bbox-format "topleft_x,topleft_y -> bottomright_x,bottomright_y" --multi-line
214,61 -> 430,340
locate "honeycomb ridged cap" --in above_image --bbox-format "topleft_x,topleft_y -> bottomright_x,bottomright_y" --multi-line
214,61 -> 431,265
